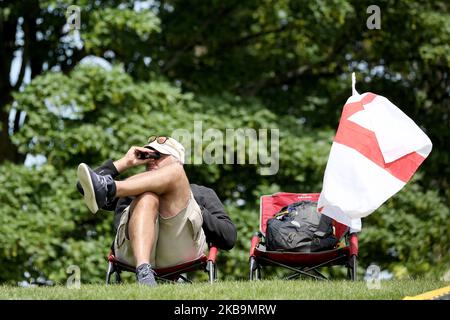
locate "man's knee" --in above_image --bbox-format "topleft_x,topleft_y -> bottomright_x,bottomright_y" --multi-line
133,191 -> 159,213
165,163 -> 188,189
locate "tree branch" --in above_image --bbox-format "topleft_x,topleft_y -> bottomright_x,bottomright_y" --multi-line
13,109 -> 22,134
13,19 -> 30,91
28,1 -> 42,79
238,25 -> 353,96
162,1 -> 240,73
222,23 -> 292,51
0,12 -> 17,103
240,65 -> 310,96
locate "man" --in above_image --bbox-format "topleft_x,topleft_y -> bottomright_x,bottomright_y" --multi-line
76,136 -> 236,287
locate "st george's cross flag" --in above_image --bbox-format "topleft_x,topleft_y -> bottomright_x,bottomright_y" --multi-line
318,74 -> 432,232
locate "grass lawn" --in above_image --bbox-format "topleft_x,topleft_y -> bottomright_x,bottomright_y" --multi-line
0,279 -> 447,300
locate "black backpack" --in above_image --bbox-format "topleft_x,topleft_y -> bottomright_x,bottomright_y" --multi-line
265,201 -> 339,252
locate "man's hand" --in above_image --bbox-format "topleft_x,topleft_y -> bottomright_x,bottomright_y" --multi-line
114,146 -> 154,173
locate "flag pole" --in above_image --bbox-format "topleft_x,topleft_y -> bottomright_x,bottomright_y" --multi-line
351,72 -> 358,96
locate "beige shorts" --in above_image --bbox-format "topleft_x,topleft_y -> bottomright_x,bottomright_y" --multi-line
113,193 -> 207,268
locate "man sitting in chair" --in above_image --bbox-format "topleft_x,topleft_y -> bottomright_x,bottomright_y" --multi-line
76,136 -> 237,287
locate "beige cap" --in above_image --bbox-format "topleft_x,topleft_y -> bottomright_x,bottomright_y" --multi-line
145,137 -> 185,164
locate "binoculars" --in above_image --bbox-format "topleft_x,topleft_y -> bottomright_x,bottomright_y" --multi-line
136,148 -> 161,160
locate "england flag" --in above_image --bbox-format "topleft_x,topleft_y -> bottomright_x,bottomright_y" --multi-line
318,74 -> 432,231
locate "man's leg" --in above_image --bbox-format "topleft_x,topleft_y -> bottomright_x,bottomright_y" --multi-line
128,192 -> 159,267
116,162 -> 191,218
126,191 -> 159,286
77,162 -> 189,215
115,162 -> 184,198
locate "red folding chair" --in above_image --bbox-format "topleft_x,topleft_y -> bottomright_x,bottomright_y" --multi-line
106,245 -> 218,284
249,192 -> 358,281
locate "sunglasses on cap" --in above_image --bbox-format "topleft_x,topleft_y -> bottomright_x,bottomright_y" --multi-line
148,136 -> 169,144
136,135 -> 169,160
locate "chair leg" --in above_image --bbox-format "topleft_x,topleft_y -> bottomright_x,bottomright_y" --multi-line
255,264 -> 261,280
115,270 -> 122,283
214,262 -> 218,280
249,257 -> 255,280
286,271 -> 302,280
178,273 -> 190,283
348,255 -> 357,281
207,261 -> 216,284
249,257 -> 261,280
310,268 -> 328,280
106,262 -> 114,285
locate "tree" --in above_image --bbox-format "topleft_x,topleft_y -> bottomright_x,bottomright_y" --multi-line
0,0 -> 448,284
0,0 -> 160,163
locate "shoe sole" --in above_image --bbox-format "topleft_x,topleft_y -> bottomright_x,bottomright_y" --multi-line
77,163 -> 99,214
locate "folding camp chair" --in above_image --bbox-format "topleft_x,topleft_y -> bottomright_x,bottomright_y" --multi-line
106,245 -> 218,284
249,192 -> 358,281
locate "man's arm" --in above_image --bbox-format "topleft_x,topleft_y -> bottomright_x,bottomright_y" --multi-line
113,146 -> 155,174
191,184 -> 237,250
76,146 -> 154,211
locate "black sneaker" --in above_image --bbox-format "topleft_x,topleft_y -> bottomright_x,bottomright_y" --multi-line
77,163 -> 116,214
136,263 -> 157,287
76,180 -> 84,195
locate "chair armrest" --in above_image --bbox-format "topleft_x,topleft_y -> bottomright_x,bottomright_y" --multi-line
208,246 -> 218,263
349,232 -> 358,256
249,232 -> 261,257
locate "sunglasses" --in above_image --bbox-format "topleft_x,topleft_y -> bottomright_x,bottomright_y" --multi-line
148,136 -> 169,144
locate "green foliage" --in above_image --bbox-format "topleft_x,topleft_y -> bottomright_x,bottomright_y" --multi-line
360,179 -> 450,278
0,0 -> 449,285
0,163 -> 112,284
84,8 -> 161,55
